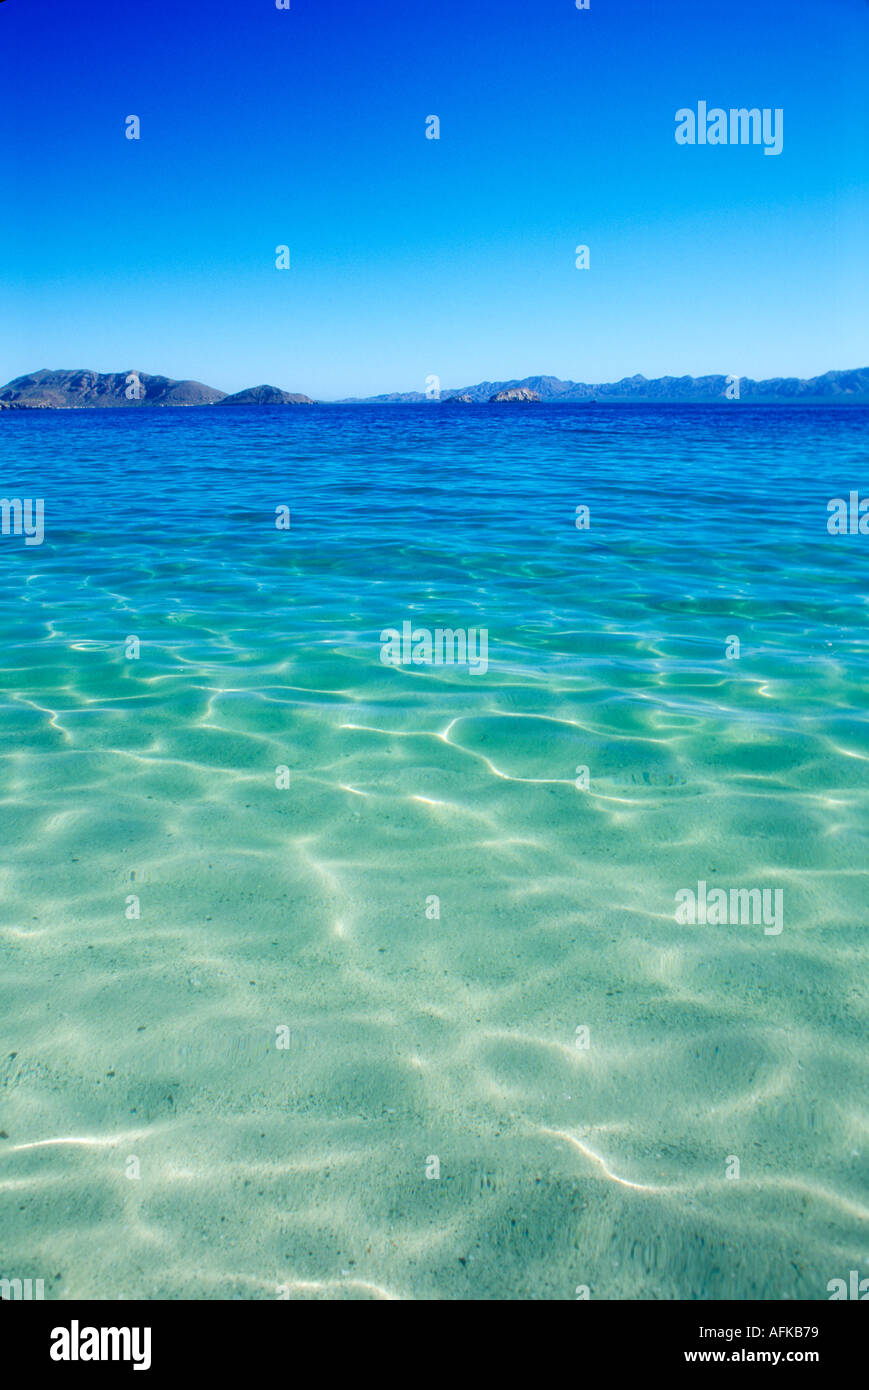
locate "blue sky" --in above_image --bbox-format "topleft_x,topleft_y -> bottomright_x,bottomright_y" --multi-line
1,0 -> 867,398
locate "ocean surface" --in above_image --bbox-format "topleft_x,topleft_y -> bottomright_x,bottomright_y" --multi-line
1,402 -> 867,1301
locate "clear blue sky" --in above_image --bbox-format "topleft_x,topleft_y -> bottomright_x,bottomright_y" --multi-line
1,0 -> 867,398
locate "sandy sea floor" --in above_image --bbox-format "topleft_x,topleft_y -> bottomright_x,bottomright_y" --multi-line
2,403 -> 868,1299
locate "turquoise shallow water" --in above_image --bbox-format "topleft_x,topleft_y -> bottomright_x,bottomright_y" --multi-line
1,403 -> 868,1300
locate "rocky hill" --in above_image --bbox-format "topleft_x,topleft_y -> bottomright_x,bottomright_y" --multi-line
218,385 -> 315,405
489,387 -> 541,403
0,369 -> 226,408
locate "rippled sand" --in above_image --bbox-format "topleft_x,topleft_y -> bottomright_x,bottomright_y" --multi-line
1,404 -> 868,1298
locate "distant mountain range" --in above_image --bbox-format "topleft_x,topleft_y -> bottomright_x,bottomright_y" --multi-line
1,366 -> 867,409
0,370 -> 314,409
344,367 -> 869,404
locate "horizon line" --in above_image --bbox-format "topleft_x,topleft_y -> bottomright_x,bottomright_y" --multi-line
3,362 -> 868,407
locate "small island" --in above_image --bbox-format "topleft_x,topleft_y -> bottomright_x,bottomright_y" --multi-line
489,387 -> 541,403
218,385 -> 314,406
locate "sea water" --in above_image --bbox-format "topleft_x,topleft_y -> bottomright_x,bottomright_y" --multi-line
1,403 -> 867,1299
